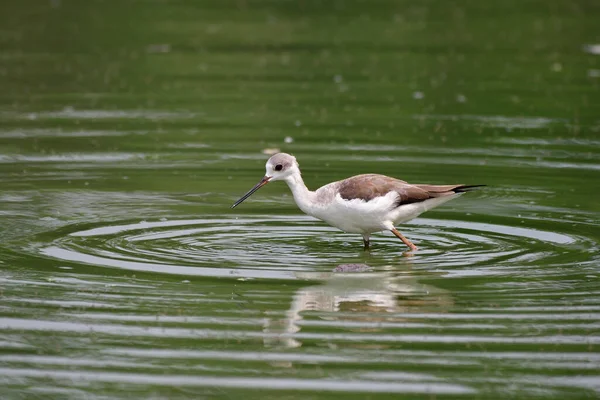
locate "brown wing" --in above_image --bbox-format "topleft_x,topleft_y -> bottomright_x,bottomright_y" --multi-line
338,174 -> 473,207
337,174 -> 429,205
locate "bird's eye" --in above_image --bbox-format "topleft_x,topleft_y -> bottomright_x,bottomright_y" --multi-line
274,164 -> 283,171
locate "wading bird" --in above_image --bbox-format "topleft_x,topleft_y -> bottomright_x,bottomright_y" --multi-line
231,153 -> 483,251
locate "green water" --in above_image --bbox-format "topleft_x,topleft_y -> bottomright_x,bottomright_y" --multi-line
1,1 -> 599,398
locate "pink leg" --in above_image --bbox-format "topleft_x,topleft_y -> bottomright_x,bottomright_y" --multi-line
391,228 -> 418,251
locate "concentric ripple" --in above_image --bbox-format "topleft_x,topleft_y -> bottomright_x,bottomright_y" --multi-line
36,214 -> 589,280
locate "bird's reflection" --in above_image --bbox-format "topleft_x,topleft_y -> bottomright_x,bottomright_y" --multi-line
263,263 -> 453,349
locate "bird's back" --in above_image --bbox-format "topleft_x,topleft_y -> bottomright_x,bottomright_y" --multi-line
335,173 -> 473,207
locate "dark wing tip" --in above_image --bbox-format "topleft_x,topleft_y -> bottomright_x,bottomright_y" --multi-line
453,184 -> 486,193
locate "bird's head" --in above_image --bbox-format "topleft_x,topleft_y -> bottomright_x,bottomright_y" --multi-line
231,153 -> 299,209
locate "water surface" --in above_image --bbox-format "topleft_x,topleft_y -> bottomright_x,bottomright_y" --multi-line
1,1 -> 599,399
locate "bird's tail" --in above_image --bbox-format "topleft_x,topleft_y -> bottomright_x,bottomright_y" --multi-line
452,184 -> 486,193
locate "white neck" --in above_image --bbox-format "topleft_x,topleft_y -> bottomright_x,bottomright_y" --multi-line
284,171 -> 317,214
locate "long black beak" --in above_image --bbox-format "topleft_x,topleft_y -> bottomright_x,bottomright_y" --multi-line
231,176 -> 271,209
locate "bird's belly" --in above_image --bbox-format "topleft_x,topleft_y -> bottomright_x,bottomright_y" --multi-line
318,212 -> 384,233
308,197 -> 394,234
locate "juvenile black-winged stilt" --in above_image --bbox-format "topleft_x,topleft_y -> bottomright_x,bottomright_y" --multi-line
231,153 -> 483,251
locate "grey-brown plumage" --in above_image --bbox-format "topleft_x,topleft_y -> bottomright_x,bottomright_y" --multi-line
337,174 -> 483,208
